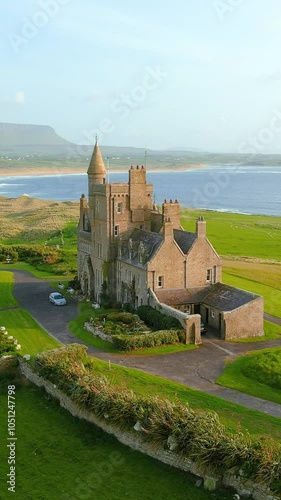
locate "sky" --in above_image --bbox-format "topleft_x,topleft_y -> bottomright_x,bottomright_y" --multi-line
1,0 -> 281,152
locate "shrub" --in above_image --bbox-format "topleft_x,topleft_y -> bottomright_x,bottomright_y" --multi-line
0,328 -> 21,356
241,350 -> 281,391
137,305 -> 181,331
112,330 -> 181,351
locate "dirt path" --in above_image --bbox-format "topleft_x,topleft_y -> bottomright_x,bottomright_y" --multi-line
4,269 -> 281,419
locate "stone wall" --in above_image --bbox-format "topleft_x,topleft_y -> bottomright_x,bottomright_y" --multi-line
18,359 -> 279,500
148,289 -> 202,345
223,297 -> 264,340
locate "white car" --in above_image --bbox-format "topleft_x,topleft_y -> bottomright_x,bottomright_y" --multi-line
49,292 -> 67,306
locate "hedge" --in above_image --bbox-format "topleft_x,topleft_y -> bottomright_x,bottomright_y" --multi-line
112,330 -> 181,351
137,305 -> 181,331
32,345 -> 281,491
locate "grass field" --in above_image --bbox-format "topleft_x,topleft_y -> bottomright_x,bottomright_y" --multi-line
181,209 -> 281,261
216,347 -> 281,406
0,271 -> 18,308
0,373 -> 233,500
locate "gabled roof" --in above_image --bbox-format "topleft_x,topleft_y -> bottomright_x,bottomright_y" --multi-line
119,228 -> 163,267
173,229 -> 196,254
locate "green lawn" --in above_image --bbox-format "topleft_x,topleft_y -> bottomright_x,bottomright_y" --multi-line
181,209 -> 281,261
0,271 -> 18,308
0,377 -> 233,500
85,357 -> 281,441
69,303 -> 196,355
216,347 -> 281,406
0,309 -> 60,355
0,262 -> 75,280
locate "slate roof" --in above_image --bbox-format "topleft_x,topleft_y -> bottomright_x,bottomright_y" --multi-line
155,283 -> 259,312
120,228 -> 163,267
203,283 -> 260,311
173,229 -> 196,254
156,287 -> 209,306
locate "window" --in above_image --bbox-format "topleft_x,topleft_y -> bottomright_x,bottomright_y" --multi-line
96,200 -> 100,214
128,238 -> 133,260
137,274 -> 141,286
140,224 -> 143,230
98,223 -> 102,236
117,202 -> 122,214
158,276 -> 163,288
129,271 -> 132,282
213,266 -> 217,284
114,225 -> 119,237
211,308 -> 215,318
97,243 -> 102,258
206,269 -> 212,282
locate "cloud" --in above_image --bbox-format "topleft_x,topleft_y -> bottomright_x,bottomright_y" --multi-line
15,91 -> 25,103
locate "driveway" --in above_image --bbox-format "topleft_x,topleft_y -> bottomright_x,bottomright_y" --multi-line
3,269 -> 281,419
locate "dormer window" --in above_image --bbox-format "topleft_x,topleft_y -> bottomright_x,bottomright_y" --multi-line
139,242 -> 145,264
128,238 -> 133,260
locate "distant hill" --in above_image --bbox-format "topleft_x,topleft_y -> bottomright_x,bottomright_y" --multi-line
0,122 -> 77,155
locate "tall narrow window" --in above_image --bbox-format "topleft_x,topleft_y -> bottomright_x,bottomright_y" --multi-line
117,202 -> 122,214
114,225 -> 119,237
98,222 -> 102,236
206,269 -> 212,283
96,200 -> 100,214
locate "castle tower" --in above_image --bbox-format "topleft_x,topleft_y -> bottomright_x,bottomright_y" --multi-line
87,139 -> 106,186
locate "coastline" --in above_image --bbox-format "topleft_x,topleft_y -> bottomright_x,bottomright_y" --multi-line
0,164 -> 207,178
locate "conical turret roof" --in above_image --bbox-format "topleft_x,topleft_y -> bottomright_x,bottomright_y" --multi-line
87,140 -> 106,178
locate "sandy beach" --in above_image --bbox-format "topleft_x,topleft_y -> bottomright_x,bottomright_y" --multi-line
0,164 -> 207,178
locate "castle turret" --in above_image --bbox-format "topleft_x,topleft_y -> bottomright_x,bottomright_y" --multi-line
87,140 -> 106,184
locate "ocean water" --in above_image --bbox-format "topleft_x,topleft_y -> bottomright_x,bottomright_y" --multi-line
0,165 -> 281,216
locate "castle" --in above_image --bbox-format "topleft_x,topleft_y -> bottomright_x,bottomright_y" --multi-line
77,141 -> 264,343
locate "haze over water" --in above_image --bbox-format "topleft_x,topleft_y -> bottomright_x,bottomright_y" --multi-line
0,166 -> 280,216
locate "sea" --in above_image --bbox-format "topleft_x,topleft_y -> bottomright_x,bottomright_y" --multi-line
0,165 -> 281,216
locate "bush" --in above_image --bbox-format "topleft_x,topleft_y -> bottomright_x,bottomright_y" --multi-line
137,305 -> 182,331
112,330 -> 181,351
106,312 -> 138,325
241,349 -> 281,391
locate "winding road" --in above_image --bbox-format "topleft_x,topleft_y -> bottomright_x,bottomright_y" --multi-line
3,269 -> 281,419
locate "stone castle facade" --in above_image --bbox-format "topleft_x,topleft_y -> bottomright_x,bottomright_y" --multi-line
77,141 -> 264,343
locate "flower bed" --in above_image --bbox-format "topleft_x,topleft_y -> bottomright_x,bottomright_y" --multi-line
0,326 -> 21,356
85,311 -> 185,351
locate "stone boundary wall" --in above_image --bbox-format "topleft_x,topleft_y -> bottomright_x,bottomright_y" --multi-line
148,289 -> 202,345
148,289 -> 188,329
18,358 -> 279,500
